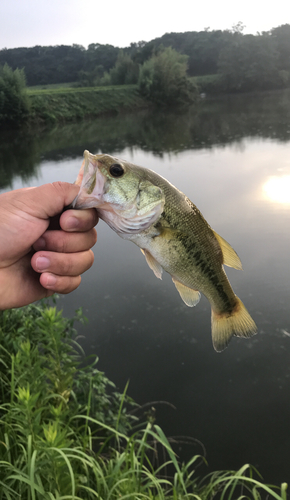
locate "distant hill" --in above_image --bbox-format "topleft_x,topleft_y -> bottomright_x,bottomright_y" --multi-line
0,24 -> 290,87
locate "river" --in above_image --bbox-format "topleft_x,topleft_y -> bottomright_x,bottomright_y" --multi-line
1,89 -> 290,485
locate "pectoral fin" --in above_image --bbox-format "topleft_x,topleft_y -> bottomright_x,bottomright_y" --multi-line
212,230 -> 243,270
141,249 -> 163,280
172,278 -> 201,307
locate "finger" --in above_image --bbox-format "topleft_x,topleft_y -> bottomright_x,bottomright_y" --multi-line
39,273 -> 82,294
60,208 -> 99,232
31,249 -> 95,276
33,228 -> 97,253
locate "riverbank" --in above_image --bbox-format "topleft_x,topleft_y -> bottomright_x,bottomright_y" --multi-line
28,84 -> 149,124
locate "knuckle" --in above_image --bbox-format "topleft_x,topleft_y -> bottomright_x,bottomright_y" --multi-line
52,181 -> 63,190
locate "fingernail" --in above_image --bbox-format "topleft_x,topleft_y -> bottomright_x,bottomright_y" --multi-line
34,237 -> 46,250
66,216 -> 80,230
45,274 -> 57,287
36,256 -> 50,271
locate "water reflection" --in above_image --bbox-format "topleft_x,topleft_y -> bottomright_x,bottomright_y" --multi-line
1,89 -> 290,189
263,175 -> 290,204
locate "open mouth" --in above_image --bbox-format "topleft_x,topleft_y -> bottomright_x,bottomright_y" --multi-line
72,151 -> 106,209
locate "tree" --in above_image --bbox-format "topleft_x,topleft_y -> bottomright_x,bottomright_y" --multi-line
231,21 -> 246,33
218,33 -> 279,91
77,65 -> 105,87
269,24 -> 290,71
138,47 -> 198,106
85,44 -> 120,73
109,52 -> 139,85
0,45 -> 86,85
0,64 -> 30,124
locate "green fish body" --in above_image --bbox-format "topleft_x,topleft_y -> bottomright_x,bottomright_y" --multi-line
73,150 -> 257,352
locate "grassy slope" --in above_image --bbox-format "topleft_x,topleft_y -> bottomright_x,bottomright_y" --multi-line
28,84 -> 148,123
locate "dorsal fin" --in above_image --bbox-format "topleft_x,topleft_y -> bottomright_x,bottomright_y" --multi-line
172,278 -> 201,307
141,249 -> 163,279
212,230 -> 243,270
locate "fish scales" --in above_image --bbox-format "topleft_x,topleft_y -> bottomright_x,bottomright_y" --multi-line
136,179 -> 236,313
72,150 -> 257,352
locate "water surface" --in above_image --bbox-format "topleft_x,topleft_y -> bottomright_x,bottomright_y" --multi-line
1,90 -> 290,485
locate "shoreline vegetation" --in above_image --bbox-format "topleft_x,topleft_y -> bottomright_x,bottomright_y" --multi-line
0,300 -> 288,498
29,85 -> 149,124
1,23 -> 290,126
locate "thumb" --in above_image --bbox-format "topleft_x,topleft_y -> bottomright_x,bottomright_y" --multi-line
12,182 -> 80,220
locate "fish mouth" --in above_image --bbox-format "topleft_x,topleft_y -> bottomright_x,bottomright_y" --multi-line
72,150 -> 106,209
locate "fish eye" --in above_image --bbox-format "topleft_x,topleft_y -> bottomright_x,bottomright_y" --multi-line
109,163 -> 124,177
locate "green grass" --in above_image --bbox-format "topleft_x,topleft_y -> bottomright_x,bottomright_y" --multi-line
27,84 -> 138,95
27,82 -> 78,92
28,85 -> 147,123
0,301 -> 287,499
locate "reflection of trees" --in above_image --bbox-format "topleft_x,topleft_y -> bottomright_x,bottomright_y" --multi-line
201,90 -> 290,143
0,129 -> 41,189
1,89 -> 290,188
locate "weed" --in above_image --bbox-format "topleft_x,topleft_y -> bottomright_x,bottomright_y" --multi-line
0,301 -> 287,498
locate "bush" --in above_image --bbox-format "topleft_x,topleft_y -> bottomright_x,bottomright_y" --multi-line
0,63 -> 30,124
0,302 -> 136,435
138,46 -> 198,106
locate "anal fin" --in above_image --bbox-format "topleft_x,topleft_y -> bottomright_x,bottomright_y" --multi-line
172,278 -> 201,307
141,249 -> 163,280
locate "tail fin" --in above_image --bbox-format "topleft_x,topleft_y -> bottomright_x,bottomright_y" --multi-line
211,297 -> 257,352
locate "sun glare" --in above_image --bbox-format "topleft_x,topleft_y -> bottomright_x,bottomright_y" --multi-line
263,175 -> 290,204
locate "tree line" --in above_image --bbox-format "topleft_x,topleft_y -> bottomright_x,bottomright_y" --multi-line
0,23 -> 290,92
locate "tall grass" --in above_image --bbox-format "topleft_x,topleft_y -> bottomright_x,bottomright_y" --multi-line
0,301 -> 287,499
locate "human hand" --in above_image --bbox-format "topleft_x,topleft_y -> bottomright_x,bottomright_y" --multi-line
0,182 -> 98,310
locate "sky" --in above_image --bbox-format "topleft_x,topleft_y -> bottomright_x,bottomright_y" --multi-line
0,0 -> 290,50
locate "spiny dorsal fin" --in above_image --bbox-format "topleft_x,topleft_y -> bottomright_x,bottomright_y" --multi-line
141,249 -> 163,280
212,230 -> 243,270
172,278 -> 201,307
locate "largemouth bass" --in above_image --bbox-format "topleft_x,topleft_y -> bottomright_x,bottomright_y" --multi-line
72,150 -> 257,352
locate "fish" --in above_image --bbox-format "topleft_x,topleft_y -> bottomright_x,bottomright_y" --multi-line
72,150 -> 257,352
